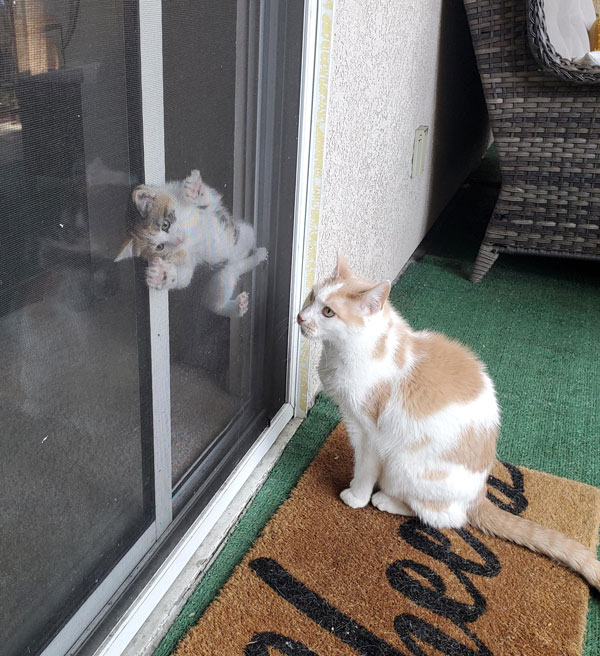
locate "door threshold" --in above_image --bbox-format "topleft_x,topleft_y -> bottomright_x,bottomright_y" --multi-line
93,407 -> 301,656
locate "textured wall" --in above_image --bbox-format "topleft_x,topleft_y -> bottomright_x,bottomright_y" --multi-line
305,0 -> 489,402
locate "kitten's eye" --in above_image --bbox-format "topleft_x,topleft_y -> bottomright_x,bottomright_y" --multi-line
156,244 -> 165,251
322,306 -> 335,318
161,219 -> 171,232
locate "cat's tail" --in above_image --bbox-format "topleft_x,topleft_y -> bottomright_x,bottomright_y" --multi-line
468,497 -> 600,590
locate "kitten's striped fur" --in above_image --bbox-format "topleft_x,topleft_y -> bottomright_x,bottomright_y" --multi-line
298,253 -> 600,589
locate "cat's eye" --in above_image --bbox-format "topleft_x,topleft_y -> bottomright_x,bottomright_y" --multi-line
322,306 -> 335,318
161,219 -> 171,232
156,244 -> 165,251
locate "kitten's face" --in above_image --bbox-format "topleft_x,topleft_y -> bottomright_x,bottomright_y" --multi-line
125,185 -> 185,261
297,257 -> 391,342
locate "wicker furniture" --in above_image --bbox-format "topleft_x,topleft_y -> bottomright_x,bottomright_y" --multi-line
464,0 -> 600,282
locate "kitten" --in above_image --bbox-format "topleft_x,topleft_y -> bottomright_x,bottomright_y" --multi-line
114,170 -> 267,317
298,252 -> 600,589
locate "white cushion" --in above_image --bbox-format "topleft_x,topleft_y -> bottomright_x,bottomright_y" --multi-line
580,0 -> 597,30
543,0 -> 598,59
572,51 -> 600,65
545,0 -> 569,56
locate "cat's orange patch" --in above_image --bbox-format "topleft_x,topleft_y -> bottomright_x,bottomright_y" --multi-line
152,192 -> 173,217
325,277 -> 378,328
400,333 -> 484,419
363,380 -> 392,425
372,333 -> 387,359
421,469 -> 448,481
443,425 -> 497,473
419,500 -> 450,512
406,435 -> 432,451
393,324 -> 408,370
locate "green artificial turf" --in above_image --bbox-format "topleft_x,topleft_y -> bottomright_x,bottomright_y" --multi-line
156,152 -> 600,655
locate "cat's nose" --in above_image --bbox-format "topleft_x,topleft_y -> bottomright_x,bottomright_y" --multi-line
297,313 -> 305,324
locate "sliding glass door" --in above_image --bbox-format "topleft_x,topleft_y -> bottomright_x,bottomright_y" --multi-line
0,1 -> 304,654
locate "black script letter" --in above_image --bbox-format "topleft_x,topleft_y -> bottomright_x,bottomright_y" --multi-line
487,462 -> 527,515
249,558 -> 407,656
387,559 -> 485,625
394,614 -> 492,656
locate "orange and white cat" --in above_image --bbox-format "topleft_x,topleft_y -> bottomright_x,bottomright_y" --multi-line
298,252 -> 600,589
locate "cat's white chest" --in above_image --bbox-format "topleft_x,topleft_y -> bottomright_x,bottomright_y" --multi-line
318,346 -> 384,414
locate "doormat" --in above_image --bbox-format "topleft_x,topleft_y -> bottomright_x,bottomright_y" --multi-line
173,424 -> 600,656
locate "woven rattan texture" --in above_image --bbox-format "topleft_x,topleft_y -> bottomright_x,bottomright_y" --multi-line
464,0 -> 600,281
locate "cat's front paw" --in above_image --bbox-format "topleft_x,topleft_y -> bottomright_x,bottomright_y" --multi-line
340,487 -> 369,509
183,170 -> 201,201
146,258 -> 177,290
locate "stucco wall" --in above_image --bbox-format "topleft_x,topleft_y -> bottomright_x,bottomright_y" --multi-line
305,0 -> 489,403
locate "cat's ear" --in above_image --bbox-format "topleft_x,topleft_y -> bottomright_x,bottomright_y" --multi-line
132,186 -> 156,217
114,238 -> 137,262
360,280 -> 391,315
335,251 -> 354,279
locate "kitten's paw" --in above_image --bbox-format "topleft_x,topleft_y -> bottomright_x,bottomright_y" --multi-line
146,258 -> 167,289
256,247 -> 268,264
371,491 -> 414,516
146,258 -> 177,290
340,488 -> 369,509
184,170 -> 201,201
237,291 -> 249,317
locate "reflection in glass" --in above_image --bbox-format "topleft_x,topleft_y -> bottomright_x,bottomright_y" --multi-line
0,2 -> 152,655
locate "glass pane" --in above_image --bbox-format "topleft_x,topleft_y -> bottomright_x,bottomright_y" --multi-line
160,0 -> 303,494
0,2 -> 153,655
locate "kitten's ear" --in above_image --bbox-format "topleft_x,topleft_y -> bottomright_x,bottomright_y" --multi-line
132,186 -> 156,217
335,251 -> 354,279
360,281 -> 391,315
114,238 -> 137,262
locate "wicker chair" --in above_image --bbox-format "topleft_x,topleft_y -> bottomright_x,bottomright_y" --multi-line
464,0 -> 600,282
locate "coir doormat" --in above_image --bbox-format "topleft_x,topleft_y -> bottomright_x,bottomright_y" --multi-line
173,424 -> 600,656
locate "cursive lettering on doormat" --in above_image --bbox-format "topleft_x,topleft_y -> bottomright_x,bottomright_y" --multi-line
248,463 -> 527,656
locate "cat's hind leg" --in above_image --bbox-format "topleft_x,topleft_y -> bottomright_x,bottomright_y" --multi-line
410,500 -> 467,529
371,492 -> 415,516
203,248 -> 267,318
235,247 -> 268,276
203,265 -> 249,318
